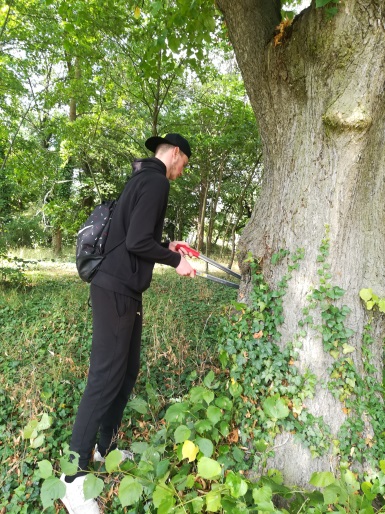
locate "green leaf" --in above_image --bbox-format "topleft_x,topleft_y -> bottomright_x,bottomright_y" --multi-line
37,413 -> 52,431
153,484 -> 175,508
323,483 -> 341,504
196,437 -> 214,457
105,449 -> 123,472
60,453 -> 79,476
262,395 -> 289,420
22,419 -> 38,440
131,442 -> 148,454
165,402 -> 189,423
31,433 -> 45,448
83,474 -> 104,500
118,475 -> 143,507
316,0 -> 335,6
197,456 -> 222,480
205,489 -> 222,512
38,460 -> 53,479
229,380 -> 243,398
40,476 -> 66,510
343,470 -> 360,493
252,485 -> 275,511
190,386 -> 215,405
191,496 -> 204,513
127,397 -> 148,414
174,425 -> 191,443
342,343 -> 355,354
310,471 -> 335,488
361,481 -> 377,501
378,299 -> 385,313
156,459 -> 170,478
203,370 -> 215,387
215,396 -> 233,411
207,405 -> 222,425
195,419 -> 213,434
225,471 -> 248,498
359,288 -> 373,302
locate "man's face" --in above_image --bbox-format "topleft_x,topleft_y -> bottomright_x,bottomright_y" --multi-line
167,149 -> 189,181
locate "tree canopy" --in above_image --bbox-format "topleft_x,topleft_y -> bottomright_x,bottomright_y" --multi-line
0,0 -> 261,254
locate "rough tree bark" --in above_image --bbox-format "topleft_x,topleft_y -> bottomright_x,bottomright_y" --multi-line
216,0 -> 385,486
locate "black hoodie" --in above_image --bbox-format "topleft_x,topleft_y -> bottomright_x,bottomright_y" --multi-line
92,157 -> 181,300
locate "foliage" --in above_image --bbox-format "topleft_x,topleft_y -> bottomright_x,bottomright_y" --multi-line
3,244 -> 385,511
27,390 -> 385,513
0,261 -> 236,512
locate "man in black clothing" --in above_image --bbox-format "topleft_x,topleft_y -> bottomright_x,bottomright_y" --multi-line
60,134 -> 195,514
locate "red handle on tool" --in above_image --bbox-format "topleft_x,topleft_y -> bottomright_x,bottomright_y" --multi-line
175,243 -> 200,258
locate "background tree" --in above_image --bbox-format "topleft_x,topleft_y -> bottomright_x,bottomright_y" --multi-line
216,0 -> 385,486
1,0 -> 262,259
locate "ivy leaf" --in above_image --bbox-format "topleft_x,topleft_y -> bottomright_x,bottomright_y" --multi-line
359,288 -> 373,302
118,475 -> 143,507
84,474 -> 104,500
262,394 -> 289,420
182,440 -> 199,462
330,350 -> 340,359
342,343 -> 355,354
197,456 -> 222,480
310,471 -> 335,488
378,299 -> 385,313
40,476 -> 66,509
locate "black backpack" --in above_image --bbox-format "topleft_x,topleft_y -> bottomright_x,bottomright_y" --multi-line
76,199 -> 124,283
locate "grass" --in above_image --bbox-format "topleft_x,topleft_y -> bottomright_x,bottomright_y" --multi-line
0,256 -> 237,512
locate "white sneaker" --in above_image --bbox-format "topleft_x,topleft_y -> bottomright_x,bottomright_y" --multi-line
93,444 -> 134,464
60,474 -> 100,514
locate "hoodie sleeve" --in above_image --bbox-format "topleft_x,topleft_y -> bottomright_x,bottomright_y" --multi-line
124,174 -> 181,268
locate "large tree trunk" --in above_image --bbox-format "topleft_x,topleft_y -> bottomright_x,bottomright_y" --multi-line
217,0 -> 385,486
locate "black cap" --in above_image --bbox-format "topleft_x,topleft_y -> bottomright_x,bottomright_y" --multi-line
145,133 -> 191,158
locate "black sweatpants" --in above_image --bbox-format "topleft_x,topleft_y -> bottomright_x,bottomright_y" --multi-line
70,283 -> 142,470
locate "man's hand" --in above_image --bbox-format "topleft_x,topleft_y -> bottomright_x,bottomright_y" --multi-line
175,255 -> 195,277
169,241 -> 195,257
